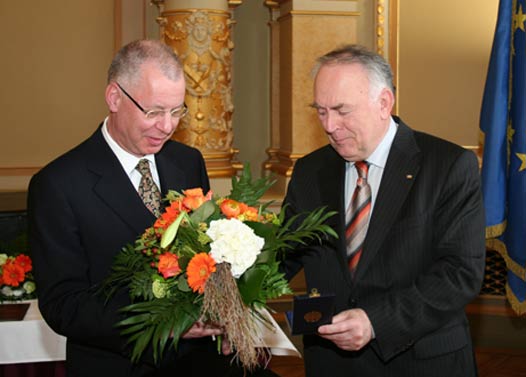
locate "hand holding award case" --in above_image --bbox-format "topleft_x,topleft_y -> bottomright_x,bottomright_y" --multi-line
287,289 -> 335,335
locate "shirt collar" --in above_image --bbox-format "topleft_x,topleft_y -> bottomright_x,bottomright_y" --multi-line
101,117 -> 156,176
362,117 -> 398,169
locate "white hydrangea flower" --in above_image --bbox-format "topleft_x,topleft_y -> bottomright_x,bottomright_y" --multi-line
206,218 -> 264,278
1,286 -> 13,296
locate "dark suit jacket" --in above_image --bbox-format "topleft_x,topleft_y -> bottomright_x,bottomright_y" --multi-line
27,127 -> 226,376
282,118 -> 485,377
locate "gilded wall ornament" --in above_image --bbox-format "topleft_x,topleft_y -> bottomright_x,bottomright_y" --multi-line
157,7 -> 238,177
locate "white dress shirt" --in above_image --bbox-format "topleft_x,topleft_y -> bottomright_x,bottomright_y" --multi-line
101,117 -> 161,191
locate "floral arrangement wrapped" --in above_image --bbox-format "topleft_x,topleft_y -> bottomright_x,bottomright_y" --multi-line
0,253 -> 36,301
102,166 -> 336,369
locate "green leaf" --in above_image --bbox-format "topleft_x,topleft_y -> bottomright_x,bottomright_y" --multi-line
245,221 -> 276,240
254,249 -> 274,265
189,200 -> 217,223
117,312 -> 151,326
160,212 -> 187,249
238,266 -> 267,306
177,274 -> 191,292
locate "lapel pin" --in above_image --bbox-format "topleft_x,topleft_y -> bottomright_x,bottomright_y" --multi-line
406,174 -> 413,179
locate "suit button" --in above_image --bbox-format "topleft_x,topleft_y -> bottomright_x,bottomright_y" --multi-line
348,298 -> 357,308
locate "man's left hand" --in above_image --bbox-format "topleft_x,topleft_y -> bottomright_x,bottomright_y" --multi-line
317,308 -> 373,351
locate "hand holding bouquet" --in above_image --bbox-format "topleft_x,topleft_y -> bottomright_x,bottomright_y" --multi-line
102,166 -> 336,369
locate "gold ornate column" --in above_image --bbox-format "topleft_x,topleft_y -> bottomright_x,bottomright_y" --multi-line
375,0 -> 399,112
152,0 -> 242,178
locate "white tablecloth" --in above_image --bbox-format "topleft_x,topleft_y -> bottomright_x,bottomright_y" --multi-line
0,301 -> 298,364
0,300 -> 66,364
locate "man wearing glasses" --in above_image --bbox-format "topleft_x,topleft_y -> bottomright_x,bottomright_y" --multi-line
28,40 -> 235,376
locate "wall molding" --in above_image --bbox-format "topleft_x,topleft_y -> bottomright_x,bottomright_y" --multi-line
0,167 -> 40,177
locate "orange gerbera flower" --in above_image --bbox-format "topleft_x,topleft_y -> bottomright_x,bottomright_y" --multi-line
157,252 -> 182,279
186,253 -> 216,294
2,261 -> 25,287
14,254 -> 32,273
154,199 -> 184,230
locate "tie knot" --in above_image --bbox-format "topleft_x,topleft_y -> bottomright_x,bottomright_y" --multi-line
355,161 -> 369,179
136,159 -> 151,176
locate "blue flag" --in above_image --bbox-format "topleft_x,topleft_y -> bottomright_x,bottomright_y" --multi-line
480,0 -> 526,315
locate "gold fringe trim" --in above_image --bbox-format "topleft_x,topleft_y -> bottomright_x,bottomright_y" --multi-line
505,283 -> 526,316
486,238 -> 526,281
485,221 -> 506,239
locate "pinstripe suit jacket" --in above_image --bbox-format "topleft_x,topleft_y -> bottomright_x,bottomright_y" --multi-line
282,118 -> 485,377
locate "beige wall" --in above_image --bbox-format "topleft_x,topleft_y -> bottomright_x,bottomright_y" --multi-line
231,1 -> 271,177
398,0 -> 498,147
0,0 -> 500,191
0,1 -> 114,189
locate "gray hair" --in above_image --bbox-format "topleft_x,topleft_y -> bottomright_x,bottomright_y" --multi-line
107,39 -> 183,86
313,44 -> 395,98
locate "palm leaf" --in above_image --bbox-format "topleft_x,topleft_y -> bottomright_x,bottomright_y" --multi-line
229,163 -> 275,206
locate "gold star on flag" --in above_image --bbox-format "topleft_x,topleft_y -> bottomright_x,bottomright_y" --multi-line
517,153 -> 526,171
514,4 -> 526,32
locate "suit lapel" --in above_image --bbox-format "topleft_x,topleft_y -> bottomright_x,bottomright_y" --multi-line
155,148 -> 187,196
86,129 -> 155,236
354,121 -> 421,281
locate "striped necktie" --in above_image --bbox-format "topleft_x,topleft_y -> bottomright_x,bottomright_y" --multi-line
136,159 -> 162,218
345,161 -> 371,277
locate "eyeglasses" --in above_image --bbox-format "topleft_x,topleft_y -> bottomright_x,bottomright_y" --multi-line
116,82 -> 188,120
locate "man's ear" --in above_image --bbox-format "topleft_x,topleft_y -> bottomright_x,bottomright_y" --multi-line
378,88 -> 395,119
105,82 -> 121,113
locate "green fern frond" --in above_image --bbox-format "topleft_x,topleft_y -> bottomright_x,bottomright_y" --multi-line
265,206 -> 338,256
99,244 -> 147,301
229,163 -> 276,206
117,295 -> 200,363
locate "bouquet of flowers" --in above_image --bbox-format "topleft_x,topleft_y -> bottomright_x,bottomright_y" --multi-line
102,166 -> 336,369
0,253 -> 36,301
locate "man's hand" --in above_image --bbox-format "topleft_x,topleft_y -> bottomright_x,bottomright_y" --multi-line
181,321 -> 222,339
317,308 -> 373,351
180,322 -> 232,355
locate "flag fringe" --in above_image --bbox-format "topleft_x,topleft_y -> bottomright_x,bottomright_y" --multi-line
486,238 -> 526,281
485,221 -> 506,239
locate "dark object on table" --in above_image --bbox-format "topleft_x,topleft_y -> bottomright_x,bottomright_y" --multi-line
0,302 -> 30,321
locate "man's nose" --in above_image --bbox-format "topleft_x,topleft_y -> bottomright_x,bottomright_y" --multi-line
323,112 -> 339,133
157,113 -> 176,133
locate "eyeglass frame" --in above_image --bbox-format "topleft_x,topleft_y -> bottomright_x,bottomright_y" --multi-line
115,82 -> 188,120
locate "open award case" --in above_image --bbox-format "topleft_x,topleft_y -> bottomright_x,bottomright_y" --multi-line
285,289 -> 335,335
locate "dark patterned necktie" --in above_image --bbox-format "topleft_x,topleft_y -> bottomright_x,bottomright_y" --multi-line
136,159 -> 162,218
345,161 -> 371,277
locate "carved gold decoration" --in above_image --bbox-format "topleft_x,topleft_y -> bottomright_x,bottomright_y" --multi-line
152,2 -> 240,178
376,0 -> 386,55
386,0 -> 399,113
